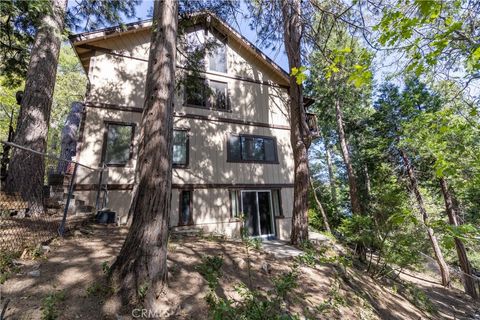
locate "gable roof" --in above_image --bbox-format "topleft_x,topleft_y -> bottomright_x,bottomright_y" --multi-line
69,11 -> 290,87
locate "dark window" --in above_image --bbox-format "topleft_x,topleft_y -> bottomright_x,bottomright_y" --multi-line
184,77 -> 230,111
179,190 -> 193,226
103,123 -> 134,166
208,39 -> 227,73
185,76 -> 207,107
210,80 -> 229,110
227,134 -> 278,163
173,130 -> 189,167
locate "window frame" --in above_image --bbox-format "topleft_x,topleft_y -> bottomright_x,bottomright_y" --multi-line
173,128 -> 190,169
183,77 -> 231,112
101,121 -> 136,167
178,189 -> 194,226
227,134 -> 279,164
207,29 -> 228,74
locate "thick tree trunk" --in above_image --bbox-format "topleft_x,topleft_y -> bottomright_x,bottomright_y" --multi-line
334,98 -> 361,215
310,178 -> 331,233
5,0 -> 67,213
439,177 -> 478,299
110,0 -> 178,309
281,0 -> 311,245
57,102 -> 84,173
400,149 -> 450,287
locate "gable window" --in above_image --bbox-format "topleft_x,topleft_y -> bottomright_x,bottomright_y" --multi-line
173,129 -> 189,167
208,38 -> 227,73
184,77 -> 230,111
227,134 -> 278,163
179,190 -> 193,226
103,122 -> 135,166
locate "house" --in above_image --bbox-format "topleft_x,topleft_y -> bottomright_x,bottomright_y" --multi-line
69,12 -> 303,240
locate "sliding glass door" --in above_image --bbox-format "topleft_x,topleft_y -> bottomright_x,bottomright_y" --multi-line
241,190 -> 275,237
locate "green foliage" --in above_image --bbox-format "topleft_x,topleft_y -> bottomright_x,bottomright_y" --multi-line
0,251 -> 20,284
290,66 -> 307,85
86,282 -> 113,299
138,282 -> 149,301
203,263 -> 301,320
196,255 -> 224,290
41,290 -> 66,320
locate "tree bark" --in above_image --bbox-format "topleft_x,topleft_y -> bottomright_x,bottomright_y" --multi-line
439,177 -> 478,299
400,149 -> 450,287
334,98 -> 361,215
281,0 -> 311,245
310,178 -> 331,233
57,102 -> 84,174
323,134 -> 338,214
5,0 -> 67,213
110,0 -> 178,309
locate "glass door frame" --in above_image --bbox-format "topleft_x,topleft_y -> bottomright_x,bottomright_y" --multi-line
240,190 -> 276,238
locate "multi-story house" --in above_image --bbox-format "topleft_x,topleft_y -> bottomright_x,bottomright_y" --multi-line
70,12 -> 307,240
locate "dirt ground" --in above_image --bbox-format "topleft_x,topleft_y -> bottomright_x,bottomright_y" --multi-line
1,224 -> 478,319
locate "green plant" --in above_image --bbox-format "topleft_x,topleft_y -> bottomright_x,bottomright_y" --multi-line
41,290 -> 65,320
404,283 -> 437,314
196,255 -> 224,290
272,267 -> 299,300
101,261 -> 110,275
0,251 -> 19,284
86,282 -> 113,299
138,282 -> 149,301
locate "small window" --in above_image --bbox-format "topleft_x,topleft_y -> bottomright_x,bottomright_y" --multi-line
230,190 -> 241,218
179,190 -> 193,226
210,80 -> 229,110
103,123 -> 134,166
272,189 -> 283,217
173,130 -> 189,167
227,134 -> 278,163
208,38 -> 227,73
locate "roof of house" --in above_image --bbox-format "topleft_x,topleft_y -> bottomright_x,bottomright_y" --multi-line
69,11 -> 290,86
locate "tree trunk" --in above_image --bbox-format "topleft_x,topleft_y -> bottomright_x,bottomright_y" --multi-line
110,0 -> 178,309
323,134 -> 338,214
57,102 -> 84,174
310,178 -> 331,233
281,0 -> 310,245
439,177 -> 478,299
400,149 -> 450,287
5,0 -> 67,213
334,98 -> 361,215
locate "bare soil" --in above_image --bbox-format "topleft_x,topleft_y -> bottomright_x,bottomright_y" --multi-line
1,224 -> 478,319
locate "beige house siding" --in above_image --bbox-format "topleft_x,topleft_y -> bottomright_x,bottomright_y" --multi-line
72,23 -> 294,240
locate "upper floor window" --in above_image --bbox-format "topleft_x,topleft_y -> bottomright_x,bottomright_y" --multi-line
184,77 -> 229,111
173,129 -> 189,167
227,134 -> 278,163
208,38 -> 227,73
103,122 -> 135,166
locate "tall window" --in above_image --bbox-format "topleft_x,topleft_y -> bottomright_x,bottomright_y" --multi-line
173,129 -> 189,167
103,123 -> 134,166
210,80 -> 229,110
227,134 -> 278,163
179,190 -> 193,226
208,38 -> 227,73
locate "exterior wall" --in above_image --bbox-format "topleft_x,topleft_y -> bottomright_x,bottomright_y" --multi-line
73,26 -> 294,240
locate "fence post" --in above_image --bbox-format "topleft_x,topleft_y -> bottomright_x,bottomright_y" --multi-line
58,163 -> 78,236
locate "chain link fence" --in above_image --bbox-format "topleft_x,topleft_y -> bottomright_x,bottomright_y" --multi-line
0,140 -> 105,254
